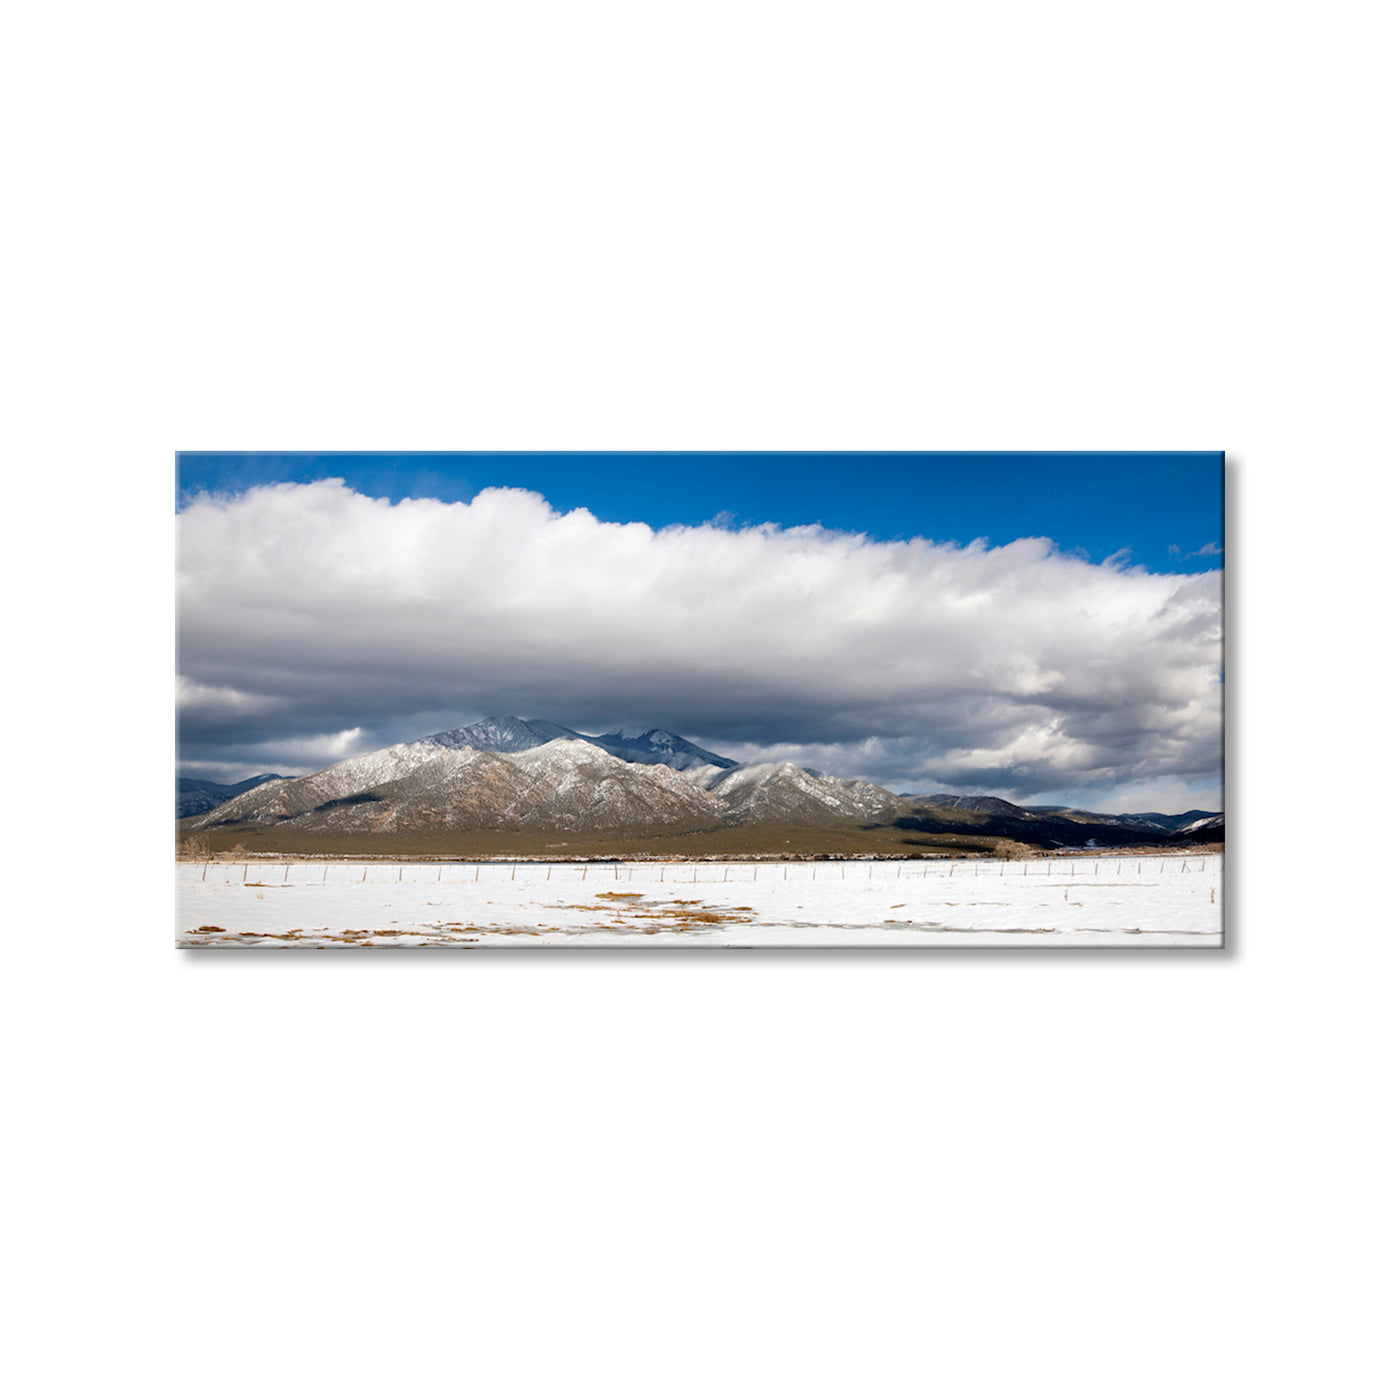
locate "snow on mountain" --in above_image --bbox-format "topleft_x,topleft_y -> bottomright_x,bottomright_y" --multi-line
422,715 -> 566,753
179,715 -> 742,823
177,773 -> 295,819
184,738 -> 732,834
703,761 -> 905,824
186,740 -> 464,827
184,725 -> 900,834
497,740 -> 727,829
415,714 -> 738,773
677,762 -> 731,789
178,714 -> 1221,842
587,727 -> 738,772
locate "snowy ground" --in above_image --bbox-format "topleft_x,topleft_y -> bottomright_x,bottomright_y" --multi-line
177,853 -> 1223,948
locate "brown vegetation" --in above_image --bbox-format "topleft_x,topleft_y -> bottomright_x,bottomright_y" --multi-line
174,818 -> 1014,863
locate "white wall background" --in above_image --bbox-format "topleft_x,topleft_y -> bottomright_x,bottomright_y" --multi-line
6,3 -> 1396,1397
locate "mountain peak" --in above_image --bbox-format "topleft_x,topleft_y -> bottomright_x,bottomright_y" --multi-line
424,715 -> 564,753
180,727 -> 1224,850
588,726 -> 738,771
415,715 -> 739,773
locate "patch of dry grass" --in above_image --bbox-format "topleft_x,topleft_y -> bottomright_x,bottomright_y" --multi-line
175,819 -> 1013,862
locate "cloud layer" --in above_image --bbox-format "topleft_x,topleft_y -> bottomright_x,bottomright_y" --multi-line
177,480 -> 1222,807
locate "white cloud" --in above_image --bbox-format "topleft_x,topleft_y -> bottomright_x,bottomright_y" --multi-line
249,728 -> 365,764
177,480 -> 1223,807
176,727 -> 366,780
176,676 -> 276,717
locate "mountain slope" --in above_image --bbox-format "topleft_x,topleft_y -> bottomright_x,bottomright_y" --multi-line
421,715 -> 738,771
704,762 -> 905,824
184,740 -> 731,835
896,796 -> 1224,850
178,718 -> 1222,848
915,794 -> 1037,819
177,773 -> 295,819
422,715 -> 565,753
584,727 -> 738,771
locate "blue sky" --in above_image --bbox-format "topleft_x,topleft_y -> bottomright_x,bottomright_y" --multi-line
177,452 -> 1224,576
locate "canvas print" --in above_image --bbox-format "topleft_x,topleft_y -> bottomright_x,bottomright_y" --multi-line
176,452 -> 1224,948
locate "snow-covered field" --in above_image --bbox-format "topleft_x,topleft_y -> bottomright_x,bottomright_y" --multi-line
177,853 -> 1223,947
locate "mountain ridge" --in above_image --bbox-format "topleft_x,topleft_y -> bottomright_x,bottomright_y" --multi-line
179,714 -> 1222,850
421,714 -> 739,772
177,773 -> 296,819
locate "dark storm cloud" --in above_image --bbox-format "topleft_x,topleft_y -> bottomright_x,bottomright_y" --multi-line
177,481 -> 1222,807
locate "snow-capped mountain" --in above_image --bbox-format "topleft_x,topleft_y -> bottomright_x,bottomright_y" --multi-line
178,714 -> 1222,846
424,715 -> 562,753
585,727 -> 738,772
184,738 -> 732,835
181,718 -> 894,836
700,762 -> 904,824
421,715 -> 738,772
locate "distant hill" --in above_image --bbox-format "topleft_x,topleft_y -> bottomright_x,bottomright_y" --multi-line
177,773 -> 295,819
915,794 -> 1035,819
897,796 -> 1225,851
1025,805 -> 1221,833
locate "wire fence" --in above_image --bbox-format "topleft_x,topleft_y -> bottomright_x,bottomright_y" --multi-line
193,853 -> 1222,888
